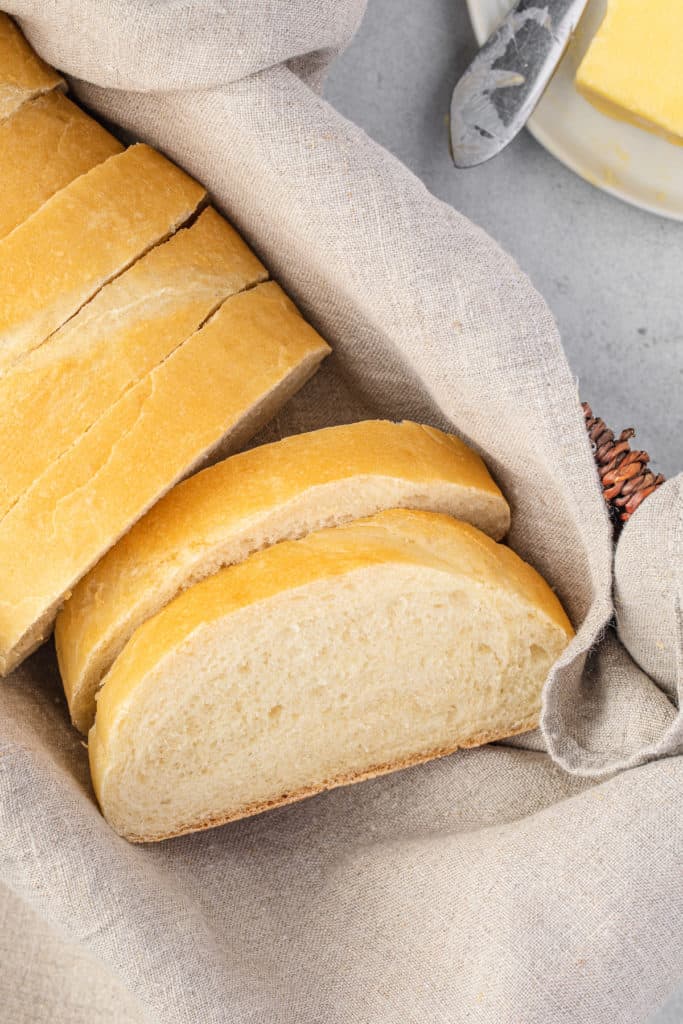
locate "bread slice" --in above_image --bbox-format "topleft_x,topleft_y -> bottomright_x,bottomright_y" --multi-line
88,509 -> 573,842
0,208 -> 267,521
0,143 -> 206,373
0,13 -> 63,121
0,281 -> 329,676
56,420 -> 511,733
0,91 -> 123,240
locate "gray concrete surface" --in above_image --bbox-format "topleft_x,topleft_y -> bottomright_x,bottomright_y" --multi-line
325,0 -> 682,478
327,12 -> 682,1015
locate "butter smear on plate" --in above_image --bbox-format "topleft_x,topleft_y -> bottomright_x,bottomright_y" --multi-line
576,0 -> 683,146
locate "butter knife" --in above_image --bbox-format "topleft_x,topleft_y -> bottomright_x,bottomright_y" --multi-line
450,0 -> 590,167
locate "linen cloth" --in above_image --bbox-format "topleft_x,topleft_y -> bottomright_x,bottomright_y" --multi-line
1,2 -> 681,1021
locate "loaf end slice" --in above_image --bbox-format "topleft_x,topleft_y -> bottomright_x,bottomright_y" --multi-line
57,419 -> 510,733
89,509 -> 573,842
0,13 -> 64,121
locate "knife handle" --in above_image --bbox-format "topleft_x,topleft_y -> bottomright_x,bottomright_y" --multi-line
450,0 -> 590,167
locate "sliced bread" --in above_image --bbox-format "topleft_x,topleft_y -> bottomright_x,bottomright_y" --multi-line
88,509 -> 573,842
0,207 -> 267,521
0,13 -> 63,121
57,420 -> 510,733
0,91 -> 123,240
0,143 -> 205,372
0,281 -> 329,675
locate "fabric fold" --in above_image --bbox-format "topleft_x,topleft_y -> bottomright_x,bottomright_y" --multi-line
0,3 -> 680,1021
7,0 -> 367,90
57,59 -> 678,773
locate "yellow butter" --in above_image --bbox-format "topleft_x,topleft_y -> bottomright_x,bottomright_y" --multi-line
576,0 -> 683,146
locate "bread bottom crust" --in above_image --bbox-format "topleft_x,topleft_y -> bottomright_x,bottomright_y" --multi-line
122,714 -> 539,843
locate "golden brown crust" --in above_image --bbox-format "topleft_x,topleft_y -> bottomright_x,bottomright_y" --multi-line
0,207 -> 267,522
0,281 -> 328,675
0,144 -> 206,372
122,715 -> 539,842
91,510 -> 573,739
0,91 -> 123,241
58,419 -> 510,732
90,510 -> 573,842
0,13 -> 64,121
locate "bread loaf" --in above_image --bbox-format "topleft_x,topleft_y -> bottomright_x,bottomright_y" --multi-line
0,91 -> 123,240
0,208 -> 267,521
0,143 -> 205,372
88,509 -> 573,842
0,281 -> 329,675
5,22 -> 573,850
0,13 -> 63,121
56,420 -> 510,732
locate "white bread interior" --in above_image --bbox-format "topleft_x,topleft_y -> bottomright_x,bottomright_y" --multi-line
89,509 -> 573,843
0,143 -> 206,372
0,90 -> 123,241
57,420 -> 510,733
0,13 -> 64,121
0,208 -> 267,521
0,281 -> 329,676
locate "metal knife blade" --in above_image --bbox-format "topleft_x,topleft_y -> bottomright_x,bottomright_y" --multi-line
450,0 -> 590,168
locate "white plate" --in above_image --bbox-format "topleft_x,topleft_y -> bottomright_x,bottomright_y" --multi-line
466,0 -> 683,221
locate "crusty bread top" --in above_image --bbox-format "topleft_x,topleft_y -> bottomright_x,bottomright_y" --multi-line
0,143 -> 206,373
78,418 -> 506,573
0,91 -> 123,240
0,281 -> 329,675
91,509 -> 574,756
0,13 -> 63,121
57,419 -> 511,733
62,419 -> 508,619
0,207 -> 267,521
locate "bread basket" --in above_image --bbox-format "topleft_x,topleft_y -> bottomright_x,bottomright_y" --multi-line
582,403 -> 666,530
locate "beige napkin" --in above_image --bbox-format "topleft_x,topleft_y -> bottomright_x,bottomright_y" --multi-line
1,3 -> 681,1021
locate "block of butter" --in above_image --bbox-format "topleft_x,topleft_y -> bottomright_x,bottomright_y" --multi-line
576,0 -> 683,146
